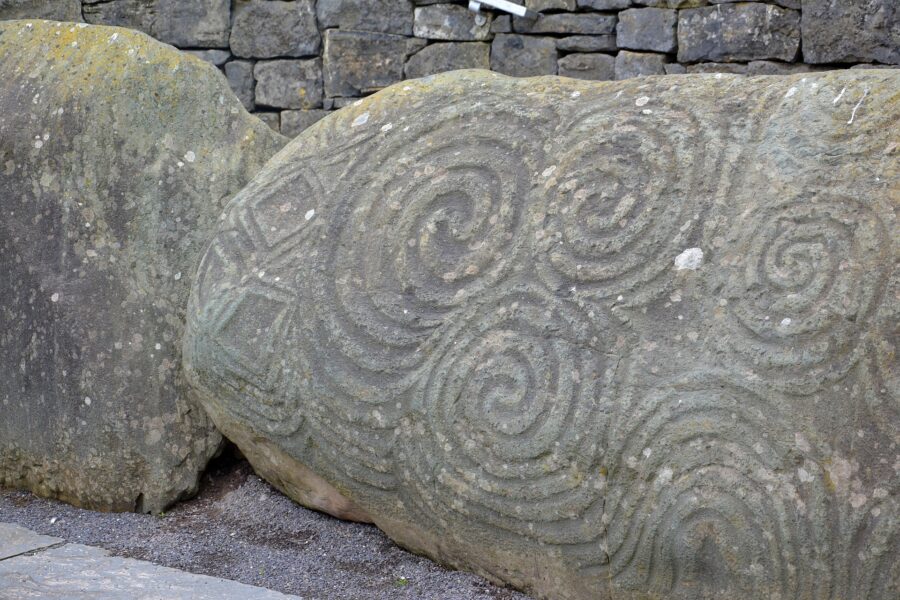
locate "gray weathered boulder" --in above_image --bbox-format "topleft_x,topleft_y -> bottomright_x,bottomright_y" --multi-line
0,20 -> 286,513
184,69 -> 899,599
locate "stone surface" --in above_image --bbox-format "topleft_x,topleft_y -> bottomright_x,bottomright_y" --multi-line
491,34 -> 557,76
615,49 -> 666,78
413,5 -> 491,41
316,0 -> 414,36
685,61 -> 747,74
528,0 -> 575,10
280,109 -> 330,137
153,0 -> 229,48
556,35 -> 616,53
256,112 -> 281,133
678,3 -> 800,63
802,0 -> 899,65
254,59 -> 323,110
711,0 -> 799,9
0,0 -> 82,21
616,7 -> 676,53
184,49 -> 230,66
405,42 -> 490,79
577,0 -> 631,9
183,68 -> 900,600
0,540 -> 300,599
558,52 -> 615,80
225,60 -> 255,111
0,20 -> 286,513
0,523 -> 61,560
514,13 -> 617,35
82,0 -> 154,35
230,0 -> 319,59
323,30 -> 425,97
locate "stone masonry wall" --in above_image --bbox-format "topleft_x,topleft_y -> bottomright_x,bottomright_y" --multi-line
2,0 -> 897,137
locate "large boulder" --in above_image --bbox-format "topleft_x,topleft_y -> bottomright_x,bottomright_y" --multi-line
0,20 -> 287,512
184,70 -> 899,599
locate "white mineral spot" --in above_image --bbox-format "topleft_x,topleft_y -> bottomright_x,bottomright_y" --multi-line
84,396 -> 91,406
798,467 -> 814,483
305,208 -> 315,221
542,165 -> 557,177
850,493 -> 867,508
674,247 -> 703,270
34,139 -> 43,149
184,150 -> 195,162
635,96 -> 650,107
381,123 -> 393,132
642,109 -> 652,115
658,467 -> 673,485
833,87 -> 846,104
173,272 -> 182,280
642,447 -> 652,458
570,91 -> 581,99
50,292 -> 59,302
50,517 -> 57,524
785,87 -> 797,98
109,32 -> 118,42
177,161 -> 184,167
780,317 -> 792,327
155,343 -> 161,350
258,270 -> 265,278
351,112 -> 369,127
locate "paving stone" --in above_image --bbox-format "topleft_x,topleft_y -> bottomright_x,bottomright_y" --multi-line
0,523 -> 62,561
558,53 -> 615,80
413,4 -> 492,41
616,8 -> 676,53
0,0 -> 82,21
615,49 -> 666,78
316,0 -> 414,36
324,30 -> 425,97
254,59 -> 323,109
225,60 -> 255,110
0,542 -> 299,599
490,33 -> 557,76
556,35 -> 617,53
802,0 -> 899,65
514,13 -> 617,35
280,109 -> 330,137
230,0 -> 319,59
82,0 -> 155,35
405,42 -> 490,79
153,0 -> 230,48
184,49 -> 231,67
678,3 -> 800,63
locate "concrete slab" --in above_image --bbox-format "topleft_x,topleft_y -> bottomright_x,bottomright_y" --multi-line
0,540 -> 303,600
0,523 -> 62,561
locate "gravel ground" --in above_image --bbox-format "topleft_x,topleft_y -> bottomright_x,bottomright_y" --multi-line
0,450 -> 532,600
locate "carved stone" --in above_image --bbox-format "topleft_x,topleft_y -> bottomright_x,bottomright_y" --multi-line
0,20 -> 286,513
184,70 -> 899,599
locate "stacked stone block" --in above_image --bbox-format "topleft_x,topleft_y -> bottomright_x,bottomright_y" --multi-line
1,0 -> 896,137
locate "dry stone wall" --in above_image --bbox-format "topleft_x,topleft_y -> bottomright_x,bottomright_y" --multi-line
1,0 -> 896,137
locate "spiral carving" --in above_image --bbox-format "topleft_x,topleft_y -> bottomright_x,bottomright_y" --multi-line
397,284 -> 614,566
714,195 -> 889,394
603,375 -> 832,598
535,102 -> 713,307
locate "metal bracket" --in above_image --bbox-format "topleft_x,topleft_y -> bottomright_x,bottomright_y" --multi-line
468,1 -> 537,19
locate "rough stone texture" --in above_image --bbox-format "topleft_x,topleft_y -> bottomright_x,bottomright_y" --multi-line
802,0 -> 899,65
678,3 -> 800,63
615,49 -> 667,78
711,0 -> 799,10
405,42 -> 490,79
183,68 -> 900,600
558,53 -> 615,80
0,541 -> 299,599
0,523 -> 61,560
0,0 -> 82,21
413,5 -> 491,42
0,20 -> 286,513
514,13 -> 617,35
491,34 -> 557,76
82,0 -> 154,35
230,0 -> 319,59
578,0 -> 630,9
685,61 -> 747,74
256,112 -> 281,133
153,0 -> 229,48
556,35 -> 616,53
280,109 -> 330,137
317,0 -> 414,36
616,7 -> 677,53
226,59 -> 255,111
184,49 -> 230,67
254,59 -> 323,110
323,30 -> 425,98
528,0 -> 575,11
